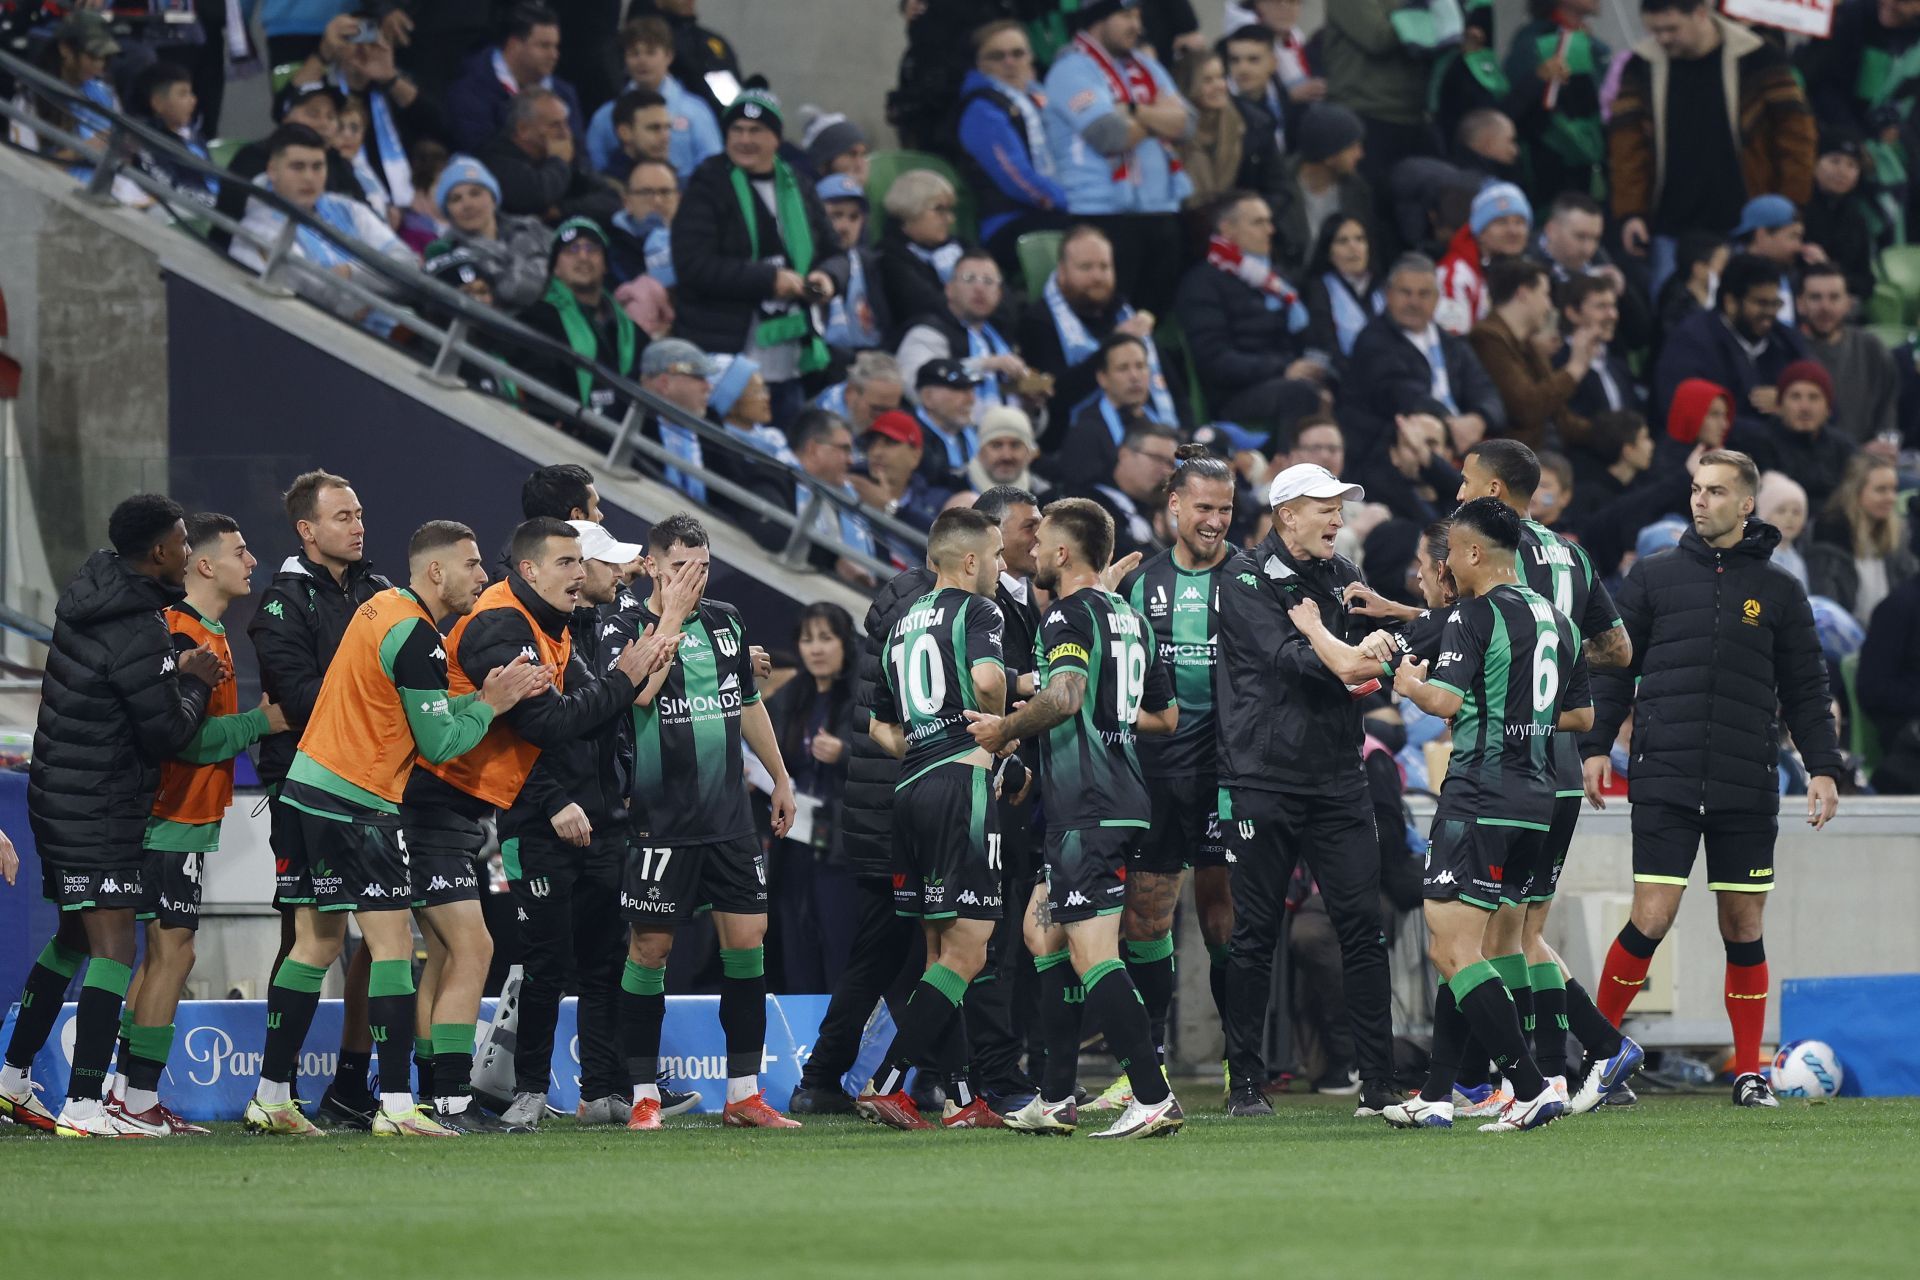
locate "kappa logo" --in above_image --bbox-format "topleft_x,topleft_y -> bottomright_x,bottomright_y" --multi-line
1065,890 -> 1092,907
1447,609 -> 1462,623
427,875 -> 452,892
362,883 -> 388,898
1236,572 -> 1257,588
159,653 -> 175,675
1429,870 -> 1457,886
956,890 -> 980,905
1045,610 -> 1065,625
430,644 -> 446,661
602,622 -> 619,637
519,645 -> 538,663
264,600 -> 286,619
618,594 -> 636,610
516,907 -> 528,922
1179,585 -> 1203,601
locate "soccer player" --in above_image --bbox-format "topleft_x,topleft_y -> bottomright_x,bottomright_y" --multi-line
1454,440 -> 1642,1109
245,521 -> 549,1138
858,508 -> 1010,1130
250,471 -> 391,1128
110,514 -> 288,1136
1381,497 -> 1587,1132
606,513 -> 801,1131
1580,451 -> 1842,1110
0,495 -> 225,1137
1086,446 -> 1237,1109
399,518 -> 671,1131
502,520 -> 680,1130
969,498 -> 1186,1140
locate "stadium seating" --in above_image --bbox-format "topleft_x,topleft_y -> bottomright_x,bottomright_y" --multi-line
864,148 -> 978,245
1872,245 -> 1920,325
1016,229 -> 1063,295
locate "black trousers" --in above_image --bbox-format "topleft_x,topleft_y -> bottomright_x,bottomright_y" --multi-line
798,874 -> 918,1091
965,796 -> 1040,1093
1224,782 -> 1393,1089
509,831 -> 628,1100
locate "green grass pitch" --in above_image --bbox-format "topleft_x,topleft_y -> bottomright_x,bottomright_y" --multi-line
3,1093 -> 1915,1278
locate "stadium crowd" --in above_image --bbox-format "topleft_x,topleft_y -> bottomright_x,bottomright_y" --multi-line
0,0 -> 1913,1138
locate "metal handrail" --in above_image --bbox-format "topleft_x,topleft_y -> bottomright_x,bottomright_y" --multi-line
0,48 -> 927,580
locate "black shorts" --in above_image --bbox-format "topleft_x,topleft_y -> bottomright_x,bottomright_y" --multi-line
270,795 -> 309,909
137,850 -> 205,930
42,861 -> 144,913
402,805 -> 487,909
1044,826 -> 1139,924
620,834 -> 767,927
1524,795 -> 1584,904
890,761 -> 1002,921
281,806 -> 412,913
1631,801 -> 1778,894
1423,818 -> 1546,910
1133,772 -> 1227,873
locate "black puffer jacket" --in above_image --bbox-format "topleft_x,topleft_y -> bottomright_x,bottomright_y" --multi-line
1215,532 -> 1372,796
838,566 -> 935,877
29,551 -> 213,868
1580,520 -> 1843,815
249,554 -> 393,787
1172,257 -> 1307,410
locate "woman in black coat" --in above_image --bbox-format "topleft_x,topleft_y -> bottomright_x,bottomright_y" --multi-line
763,602 -> 862,994
1300,213 -> 1385,382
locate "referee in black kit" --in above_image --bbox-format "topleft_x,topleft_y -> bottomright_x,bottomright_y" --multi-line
1215,464 -> 1403,1118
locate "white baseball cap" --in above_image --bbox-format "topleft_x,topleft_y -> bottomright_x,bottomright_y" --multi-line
1267,463 -> 1364,509
568,519 -> 644,565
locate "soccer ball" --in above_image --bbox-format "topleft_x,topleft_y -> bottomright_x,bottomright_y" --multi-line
1769,1040 -> 1845,1100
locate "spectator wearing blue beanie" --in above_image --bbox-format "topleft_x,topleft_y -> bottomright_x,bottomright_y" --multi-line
1436,180 -> 1533,335
709,355 -> 798,467
424,154 -> 551,312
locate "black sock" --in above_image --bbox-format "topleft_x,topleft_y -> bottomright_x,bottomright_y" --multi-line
1453,968 -> 1546,1101
1564,977 -> 1622,1060
1036,952 -> 1082,1103
1080,959 -> 1169,1106
68,959 -> 132,1102
1513,984 -> 1535,1043
435,1053 -> 472,1102
1420,984 -> 1467,1102
5,939 -> 84,1069
1123,934 -> 1175,1064
366,959 -> 415,1097
718,951 -> 767,1081
938,1006 -> 975,1106
261,959 -> 327,1085
1530,968 -> 1570,1080
875,966 -> 965,1096
1455,1034 -> 1490,1089
413,1038 -> 436,1100
619,960 -> 666,1087
336,1048 -> 373,1098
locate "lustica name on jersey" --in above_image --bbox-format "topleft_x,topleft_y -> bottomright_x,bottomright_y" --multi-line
899,603 -> 948,633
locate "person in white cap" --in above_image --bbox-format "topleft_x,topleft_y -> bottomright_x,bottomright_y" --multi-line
1214,461 -> 1402,1119
966,406 -> 1049,497
500,518 -> 693,1130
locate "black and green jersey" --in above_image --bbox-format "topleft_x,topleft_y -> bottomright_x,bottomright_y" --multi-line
873,586 -> 1005,786
1033,586 -> 1173,832
1429,583 -> 1589,831
1518,519 -> 1620,796
1122,549 -> 1226,776
605,597 -> 760,845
